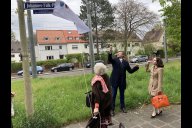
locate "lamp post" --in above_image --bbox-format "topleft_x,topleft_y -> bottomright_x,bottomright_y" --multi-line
26,0 -> 37,78
163,17 -> 168,63
86,0 -> 95,74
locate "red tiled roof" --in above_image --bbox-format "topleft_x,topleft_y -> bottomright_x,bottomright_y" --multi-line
36,30 -> 88,44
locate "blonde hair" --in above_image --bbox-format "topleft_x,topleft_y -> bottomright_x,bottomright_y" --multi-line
94,63 -> 107,75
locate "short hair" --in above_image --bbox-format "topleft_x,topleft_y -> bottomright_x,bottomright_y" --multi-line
156,57 -> 164,68
94,63 -> 107,75
117,51 -> 125,55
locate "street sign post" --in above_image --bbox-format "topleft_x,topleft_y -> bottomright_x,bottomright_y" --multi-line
24,1 -> 55,10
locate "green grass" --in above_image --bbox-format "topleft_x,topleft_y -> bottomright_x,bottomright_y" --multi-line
11,60 -> 181,128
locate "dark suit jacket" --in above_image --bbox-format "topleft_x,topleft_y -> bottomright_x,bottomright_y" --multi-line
108,53 -> 139,89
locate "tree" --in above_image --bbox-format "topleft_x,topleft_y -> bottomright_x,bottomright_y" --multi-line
80,0 -> 115,57
137,44 -> 156,57
11,29 -> 16,42
152,0 -> 181,53
114,0 -> 158,54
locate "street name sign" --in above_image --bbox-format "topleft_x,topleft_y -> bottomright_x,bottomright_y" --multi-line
24,1 -> 55,10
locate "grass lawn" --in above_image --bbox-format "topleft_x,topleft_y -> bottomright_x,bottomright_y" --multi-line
11,60 -> 181,128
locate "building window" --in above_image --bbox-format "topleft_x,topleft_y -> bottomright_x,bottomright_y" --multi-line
72,45 -> 78,49
11,54 -> 15,57
11,49 -> 14,52
55,37 -> 60,41
44,37 -> 49,40
46,56 -> 54,60
94,44 -> 97,48
68,31 -> 72,34
45,46 -> 52,50
67,37 -> 73,40
18,48 -> 21,51
84,44 -> 88,48
59,45 -> 62,49
75,37 -> 79,40
59,55 -> 64,59
134,43 -> 139,46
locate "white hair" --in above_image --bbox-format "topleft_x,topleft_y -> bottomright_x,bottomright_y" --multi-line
94,63 -> 107,75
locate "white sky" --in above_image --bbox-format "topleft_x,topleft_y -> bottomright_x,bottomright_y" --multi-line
11,0 -> 162,40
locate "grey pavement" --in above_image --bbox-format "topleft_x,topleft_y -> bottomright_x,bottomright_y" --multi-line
62,104 -> 181,128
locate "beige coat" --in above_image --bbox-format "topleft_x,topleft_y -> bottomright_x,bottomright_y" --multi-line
147,66 -> 163,96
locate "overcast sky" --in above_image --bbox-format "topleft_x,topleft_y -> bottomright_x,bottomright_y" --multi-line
11,0 -> 162,40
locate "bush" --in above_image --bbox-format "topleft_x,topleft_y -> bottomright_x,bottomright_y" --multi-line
11,62 -> 22,73
100,52 -> 108,64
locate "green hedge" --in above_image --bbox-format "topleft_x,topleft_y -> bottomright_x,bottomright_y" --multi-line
11,62 -> 23,73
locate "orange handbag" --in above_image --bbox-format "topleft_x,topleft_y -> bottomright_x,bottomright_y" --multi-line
151,94 -> 170,108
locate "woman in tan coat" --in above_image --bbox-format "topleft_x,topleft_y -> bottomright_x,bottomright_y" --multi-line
145,57 -> 164,118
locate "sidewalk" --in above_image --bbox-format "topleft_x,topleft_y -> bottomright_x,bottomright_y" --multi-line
62,104 -> 181,128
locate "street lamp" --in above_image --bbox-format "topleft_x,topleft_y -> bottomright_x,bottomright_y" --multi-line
163,16 -> 168,63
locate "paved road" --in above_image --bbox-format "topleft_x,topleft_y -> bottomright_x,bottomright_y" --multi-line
11,57 -> 180,80
62,104 -> 181,128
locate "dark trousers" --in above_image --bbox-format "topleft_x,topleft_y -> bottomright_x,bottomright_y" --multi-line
111,85 -> 125,110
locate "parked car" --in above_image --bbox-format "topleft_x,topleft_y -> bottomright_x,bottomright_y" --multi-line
17,66 -> 44,76
85,60 -> 104,68
176,52 -> 181,57
51,63 -> 74,72
130,55 -> 148,63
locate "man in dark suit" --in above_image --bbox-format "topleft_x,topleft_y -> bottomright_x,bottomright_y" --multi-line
108,46 -> 139,116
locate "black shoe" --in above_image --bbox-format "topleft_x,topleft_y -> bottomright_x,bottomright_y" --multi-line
121,108 -> 127,113
157,110 -> 162,115
110,110 -> 115,116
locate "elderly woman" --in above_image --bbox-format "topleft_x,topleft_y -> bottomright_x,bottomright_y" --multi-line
91,63 -> 112,128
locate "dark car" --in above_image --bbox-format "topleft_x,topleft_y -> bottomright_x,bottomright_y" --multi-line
17,66 -> 44,76
85,60 -> 104,68
51,63 -> 74,72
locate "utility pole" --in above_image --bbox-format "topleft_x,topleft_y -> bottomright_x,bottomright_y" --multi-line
163,18 -> 168,63
17,0 -> 34,117
26,0 -> 37,78
86,0 -> 95,74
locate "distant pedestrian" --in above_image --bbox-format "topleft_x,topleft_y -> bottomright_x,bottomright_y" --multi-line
108,46 -> 139,116
145,57 -> 164,118
89,63 -> 113,128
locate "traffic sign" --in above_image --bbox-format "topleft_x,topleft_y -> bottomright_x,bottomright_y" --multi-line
33,9 -> 54,14
24,1 -> 55,10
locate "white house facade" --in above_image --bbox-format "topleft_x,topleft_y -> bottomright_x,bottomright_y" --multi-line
35,30 -> 101,61
11,52 -> 21,62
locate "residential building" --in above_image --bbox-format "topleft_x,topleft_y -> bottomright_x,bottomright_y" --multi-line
11,40 -> 22,62
107,32 -> 143,56
35,30 -> 98,61
142,28 -> 164,50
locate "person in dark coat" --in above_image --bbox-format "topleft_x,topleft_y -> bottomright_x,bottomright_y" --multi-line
108,46 -> 139,116
90,63 -> 113,128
